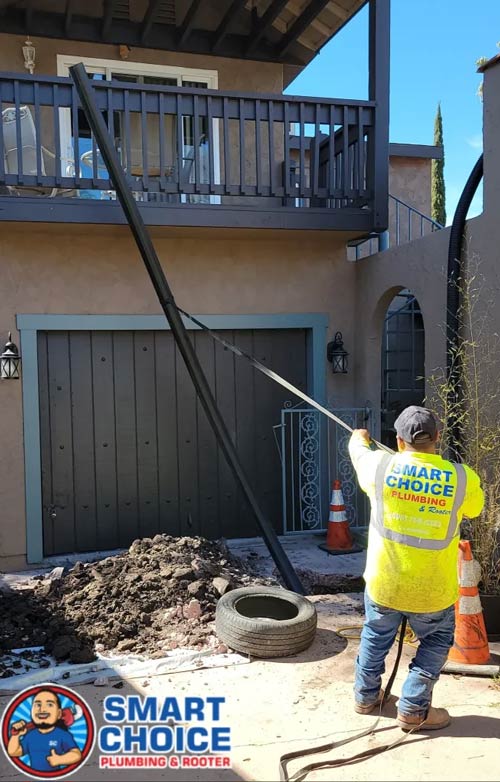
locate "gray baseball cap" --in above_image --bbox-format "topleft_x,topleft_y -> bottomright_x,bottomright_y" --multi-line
394,405 -> 439,444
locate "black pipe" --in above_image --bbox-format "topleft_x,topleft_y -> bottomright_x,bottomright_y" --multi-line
446,154 -> 483,461
70,63 -> 304,595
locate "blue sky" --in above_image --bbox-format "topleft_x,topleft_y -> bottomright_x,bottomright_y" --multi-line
287,0 -> 499,224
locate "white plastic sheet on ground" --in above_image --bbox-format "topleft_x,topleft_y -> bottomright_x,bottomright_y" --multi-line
0,647 -> 249,694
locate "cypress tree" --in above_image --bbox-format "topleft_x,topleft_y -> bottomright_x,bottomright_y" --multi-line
432,103 -> 446,226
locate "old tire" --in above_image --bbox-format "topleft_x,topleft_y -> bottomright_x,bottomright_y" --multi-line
215,586 -> 317,658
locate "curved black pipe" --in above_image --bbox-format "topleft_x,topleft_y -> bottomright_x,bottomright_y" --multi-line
446,154 -> 484,460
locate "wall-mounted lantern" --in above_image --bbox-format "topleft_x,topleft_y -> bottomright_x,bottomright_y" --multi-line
1,333 -> 21,379
327,332 -> 348,374
22,37 -> 36,75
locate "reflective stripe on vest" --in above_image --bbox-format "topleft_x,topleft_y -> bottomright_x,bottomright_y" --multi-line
371,454 -> 467,550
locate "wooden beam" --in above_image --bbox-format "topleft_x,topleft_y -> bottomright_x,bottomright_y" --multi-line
0,196 -> 374,232
141,0 -> 162,44
246,0 -> 289,55
278,0 -> 331,58
0,7 -> 305,63
286,0 -> 331,37
64,0 -> 75,36
212,0 -> 247,52
326,0 -> 350,21
102,0 -> 114,39
270,15 -> 317,51
25,0 -> 33,30
177,0 -> 202,47
368,0 -> 390,231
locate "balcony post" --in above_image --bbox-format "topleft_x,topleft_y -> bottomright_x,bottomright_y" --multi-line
368,0 -> 390,231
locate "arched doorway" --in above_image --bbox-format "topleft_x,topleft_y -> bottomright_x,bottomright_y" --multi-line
381,290 -> 425,448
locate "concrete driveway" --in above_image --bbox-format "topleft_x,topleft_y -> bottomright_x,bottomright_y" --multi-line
1,593 -> 498,782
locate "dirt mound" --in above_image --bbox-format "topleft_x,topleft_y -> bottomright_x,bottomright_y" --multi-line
0,535 -> 278,667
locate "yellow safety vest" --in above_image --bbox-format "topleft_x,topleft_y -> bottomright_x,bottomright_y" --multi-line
349,435 -> 484,613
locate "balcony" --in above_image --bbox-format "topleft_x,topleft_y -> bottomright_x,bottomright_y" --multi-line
0,72 -> 382,232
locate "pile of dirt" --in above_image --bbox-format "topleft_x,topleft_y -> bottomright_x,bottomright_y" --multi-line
0,535 -> 278,668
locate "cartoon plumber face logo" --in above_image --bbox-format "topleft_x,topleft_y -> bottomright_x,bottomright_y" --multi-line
1,684 -> 95,779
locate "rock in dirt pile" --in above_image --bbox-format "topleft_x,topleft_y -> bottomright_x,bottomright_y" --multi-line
0,535 -> 277,669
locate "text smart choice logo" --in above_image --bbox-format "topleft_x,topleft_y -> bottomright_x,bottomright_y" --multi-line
1,684 -> 95,780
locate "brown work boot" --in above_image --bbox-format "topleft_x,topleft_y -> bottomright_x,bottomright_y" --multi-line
397,706 -> 451,732
354,689 -> 385,715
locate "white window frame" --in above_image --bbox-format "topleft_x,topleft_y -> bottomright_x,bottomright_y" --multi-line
57,55 -> 220,201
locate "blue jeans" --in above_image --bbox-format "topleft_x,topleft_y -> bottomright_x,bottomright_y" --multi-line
354,592 -> 455,717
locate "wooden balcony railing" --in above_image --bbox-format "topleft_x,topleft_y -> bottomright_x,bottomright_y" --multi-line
0,72 -> 379,230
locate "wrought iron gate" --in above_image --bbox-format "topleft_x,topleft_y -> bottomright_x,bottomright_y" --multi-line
279,405 -> 372,535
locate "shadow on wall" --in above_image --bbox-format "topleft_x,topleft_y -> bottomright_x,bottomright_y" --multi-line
364,285 -> 426,448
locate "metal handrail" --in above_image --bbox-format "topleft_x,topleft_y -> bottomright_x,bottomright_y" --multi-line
352,194 -> 444,259
391,194 -> 443,246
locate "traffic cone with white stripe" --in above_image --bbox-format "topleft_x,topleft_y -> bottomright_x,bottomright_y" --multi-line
448,540 -> 490,665
318,480 -> 362,555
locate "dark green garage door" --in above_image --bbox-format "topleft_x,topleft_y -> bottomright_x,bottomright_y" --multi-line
38,328 -> 308,556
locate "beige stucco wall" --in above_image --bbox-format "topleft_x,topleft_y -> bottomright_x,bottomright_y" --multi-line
0,33 -> 285,93
389,156 -> 432,216
350,154 -> 434,261
353,62 -> 500,442
0,226 -> 356,570
353,225 -> 450,437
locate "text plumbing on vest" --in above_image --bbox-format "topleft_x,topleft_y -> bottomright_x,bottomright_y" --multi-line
98,696 -> 232,755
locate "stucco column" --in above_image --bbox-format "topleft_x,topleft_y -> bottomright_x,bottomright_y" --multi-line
481,58 -> 500,217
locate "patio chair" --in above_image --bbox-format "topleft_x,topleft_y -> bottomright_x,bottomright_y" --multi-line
2,105 -> 75,196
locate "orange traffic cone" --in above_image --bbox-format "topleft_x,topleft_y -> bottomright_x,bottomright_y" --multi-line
448,540 -> 490,665
318,480 -> 363,556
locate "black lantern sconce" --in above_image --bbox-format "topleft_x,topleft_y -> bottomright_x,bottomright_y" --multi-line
1,333 -> 21,379
327,332 -> 348,374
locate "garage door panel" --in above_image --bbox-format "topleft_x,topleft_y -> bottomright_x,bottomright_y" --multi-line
91,332 -> 118,551
134,331 -> 160,539
253,330 -> 279,523
234,331 -> 257,536
176,336 -> 199,537
214,335 -> 238,539
39,327 -> 308,555
195,331 -> 219,538
47,332 -> 76,555
155,332 -> 180,536
70,331 -> 98,553
113,331 -> 140,547
38,333 -> 55,556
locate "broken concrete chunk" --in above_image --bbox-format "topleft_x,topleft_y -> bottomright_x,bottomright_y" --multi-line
212,577 -> 231,596
187,580 -> 204,597
183,599 -> 202,620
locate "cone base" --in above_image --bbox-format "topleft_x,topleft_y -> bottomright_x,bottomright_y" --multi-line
447,649 -> 491,665
318,543 -> 363,556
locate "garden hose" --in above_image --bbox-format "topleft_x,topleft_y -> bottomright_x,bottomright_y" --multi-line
336,622 -> 419,646
278,617 -> 427,782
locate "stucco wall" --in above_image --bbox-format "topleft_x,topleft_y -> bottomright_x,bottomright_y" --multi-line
352,62 -> 499,442
0,33 -> 284,93
350,154 -> 434,260
0,225 -> 354,569
353,225 -> 450,437
389,156 -> 432,216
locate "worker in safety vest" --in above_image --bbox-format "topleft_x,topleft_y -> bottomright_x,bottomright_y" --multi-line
349,405 -> 484,731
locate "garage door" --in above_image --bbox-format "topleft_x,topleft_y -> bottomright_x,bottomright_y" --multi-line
38,328 -> 308,556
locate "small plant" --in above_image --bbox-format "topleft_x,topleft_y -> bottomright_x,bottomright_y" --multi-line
426,255 -> 500,595
476,42 -> 500,99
